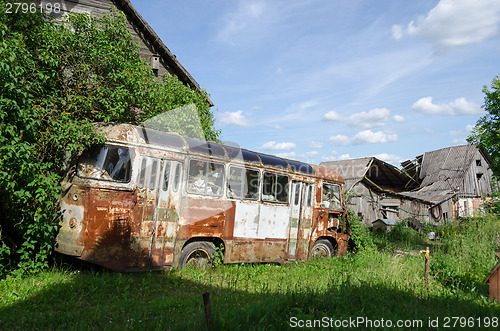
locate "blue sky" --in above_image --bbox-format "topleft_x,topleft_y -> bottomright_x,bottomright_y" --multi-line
130,0 -> 500,166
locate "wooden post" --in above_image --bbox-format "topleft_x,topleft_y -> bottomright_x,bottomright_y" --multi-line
419,247 -> 430,291
424,247 -> 429,291
202,292 -> 213,331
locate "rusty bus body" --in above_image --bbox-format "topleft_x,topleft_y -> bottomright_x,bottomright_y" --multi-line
55,124 -> 351,271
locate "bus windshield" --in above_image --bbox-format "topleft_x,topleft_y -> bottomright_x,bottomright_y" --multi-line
77,145 -> 132,182
321,182 -> 342,210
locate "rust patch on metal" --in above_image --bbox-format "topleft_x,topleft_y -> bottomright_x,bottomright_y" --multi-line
311,164 -> 344,184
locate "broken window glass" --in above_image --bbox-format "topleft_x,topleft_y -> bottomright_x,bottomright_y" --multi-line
262,172 -> 289,203
77,145 -> 132,183
321,182 -> 342,210
187,159 -> 224,196
227,166 -> 259,200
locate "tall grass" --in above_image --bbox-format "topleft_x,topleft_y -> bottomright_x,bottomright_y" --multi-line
0,213 -> 499,330
432,213 -> 500,288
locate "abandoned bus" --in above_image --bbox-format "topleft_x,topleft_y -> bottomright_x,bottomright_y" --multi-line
55,124 -> 351,271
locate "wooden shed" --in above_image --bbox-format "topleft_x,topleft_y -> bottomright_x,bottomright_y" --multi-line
401,145 -> 495,222
483,253 -> 500,302
372,219 -> 398,234
321,145 -> 496,227
320,157 -> 426,227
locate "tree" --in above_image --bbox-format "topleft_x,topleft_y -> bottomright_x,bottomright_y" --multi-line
468,74 -> 500,176
0,2 -> 220,275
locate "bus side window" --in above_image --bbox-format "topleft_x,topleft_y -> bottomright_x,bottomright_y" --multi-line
227,166 -> 259,200
188,160 -> 207,194
228,166 -> 244,198
262,172 -> 289,203
207,162 -> 224,195
162,161 -> 171,191
245,168 -> 259,199
188,159 -> 224,196
138,158 -> 147,189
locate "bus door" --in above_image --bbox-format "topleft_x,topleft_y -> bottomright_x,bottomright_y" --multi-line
286,180 -> 304,259
135,156 -> 161,267
296,183 -> 314,260
150,160 -> 183,266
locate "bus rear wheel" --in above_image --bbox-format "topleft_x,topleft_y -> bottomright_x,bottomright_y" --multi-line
179,242 -> 216,268
311,239 -> 334,258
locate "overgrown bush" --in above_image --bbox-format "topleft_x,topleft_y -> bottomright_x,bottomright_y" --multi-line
347,209 -> 375,250
387,220 -> 427,247
0,2 -> 219,275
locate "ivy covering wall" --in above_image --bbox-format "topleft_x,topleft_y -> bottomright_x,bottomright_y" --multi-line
0,2 -> 220,275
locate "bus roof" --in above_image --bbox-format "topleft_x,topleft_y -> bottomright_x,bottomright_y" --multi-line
97,123 -> 344,183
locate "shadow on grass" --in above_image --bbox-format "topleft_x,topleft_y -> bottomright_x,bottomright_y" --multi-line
1,263 -> 499,330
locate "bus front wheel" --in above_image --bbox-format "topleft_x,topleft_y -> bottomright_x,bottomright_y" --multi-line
179,242 -> 216,268
311,239 -> 334,258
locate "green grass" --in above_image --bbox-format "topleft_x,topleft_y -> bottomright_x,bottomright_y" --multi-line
1,215 -> 500,330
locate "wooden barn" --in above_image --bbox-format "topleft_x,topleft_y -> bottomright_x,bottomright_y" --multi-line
401,145 -> 495,222
320,145 -> 495,227
40,0 -> 211,104
319,157 -> 430,226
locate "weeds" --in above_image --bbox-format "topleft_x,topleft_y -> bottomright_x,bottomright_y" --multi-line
1,214 -> 500,329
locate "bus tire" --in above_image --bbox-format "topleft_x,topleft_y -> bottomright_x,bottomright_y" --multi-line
179,241 -> 216,268
311,239 -> 334,258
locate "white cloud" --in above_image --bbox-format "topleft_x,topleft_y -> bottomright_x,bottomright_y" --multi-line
219,110 -> 251,127
323,110 -> 344,121
277,151 -> 319,159
261,141 -> 296,151
372,153 -> 404,165
392,114 -> 405,123
392,0 -> 500,47
328,134 -> 351,146
338,154 -> 351,161
452,137 -> 468,145
297,99 -> 319,110
324,108 -> 391,129
308,141 -> 323,148
449,124 -> 475,137
328,130 -> 398,146
411,97 -> 482,115
217,1 -> 267,44
351,130 -> 398,145
391,24 -> 404,40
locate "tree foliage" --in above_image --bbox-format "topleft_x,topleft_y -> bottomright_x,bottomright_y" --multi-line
0,2 -> 219,275
468,74 -> 500,176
